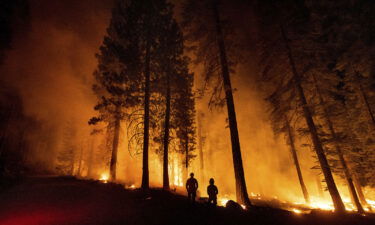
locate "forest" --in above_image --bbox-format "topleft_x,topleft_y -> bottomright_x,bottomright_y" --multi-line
0,0 -> 374,224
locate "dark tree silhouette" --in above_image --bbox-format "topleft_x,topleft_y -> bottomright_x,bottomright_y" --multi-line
255,0 -> 346,213
182,0 -> 251,207
285,117 -> 310,204
90,0 -> 143,181
173,60 -> 196,182
156,17 -> 190,190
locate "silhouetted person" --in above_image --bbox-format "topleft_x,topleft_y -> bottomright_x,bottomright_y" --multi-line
186,172 -> 198,203
207,178 -> 218,206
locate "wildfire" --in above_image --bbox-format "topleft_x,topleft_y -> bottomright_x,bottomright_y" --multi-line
217,196 -> 247,210
288,196 -> 375,214
126,184 -> 136,189
250,192 -> 262,200
99,173 -> 109,183
292,208 -> 302,214
219,197 -> 230,206
172,158 -> 183,187
309,201 -> 334,211
367,199 -> 375,209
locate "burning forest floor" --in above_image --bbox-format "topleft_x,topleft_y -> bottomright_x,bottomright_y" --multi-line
0,176 -> 374,225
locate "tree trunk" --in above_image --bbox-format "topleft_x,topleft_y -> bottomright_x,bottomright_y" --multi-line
285,118 -> 310,203
281,25 -> 345,213
183,151 -> 188,183
213,0 -> 251,207
316,174 -> 324,198
312,74 -> 364,213
87,137 -> 94,178
141,37 -> 151,190
341,101 -> 371,209
163,73 -> 171,190
110,107 -> 121,181
197,113 -> 205,183
336,148 -> 364,213
353,174 -> 368,207
185,127 -> 189,175
358,81 -> 375,129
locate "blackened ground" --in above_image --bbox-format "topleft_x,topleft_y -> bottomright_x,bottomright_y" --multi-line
0,177 -> 374,225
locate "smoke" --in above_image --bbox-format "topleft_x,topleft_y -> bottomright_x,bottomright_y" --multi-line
0,0 -> 368,206
183,1 -> 353,204
192,64 -> 314,202
0,0 -> 113,171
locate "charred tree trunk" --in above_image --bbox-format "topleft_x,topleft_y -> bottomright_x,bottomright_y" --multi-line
358,81 -> 375,129
141,37 -> 151,190
353,174 -> 369,207
337,148 -> 364,213
197,113 -> 205,183
110,107 -> 121,181
285,118 -> 310,203
281,26 -> 345,213
342,100 -> 371,209
185,127 -> 189,175
163,73 -> 171,190
213,0 -> 251,207
183,151 -> 188,182
312,74 -> 364,213
316,174 -> 324,198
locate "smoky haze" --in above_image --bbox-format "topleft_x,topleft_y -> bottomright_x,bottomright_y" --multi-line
0,0 -> 358,206
0,0 -> 113,171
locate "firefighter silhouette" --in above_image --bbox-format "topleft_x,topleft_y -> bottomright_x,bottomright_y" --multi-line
207,178 -> 218,206
186,172 -> 198,203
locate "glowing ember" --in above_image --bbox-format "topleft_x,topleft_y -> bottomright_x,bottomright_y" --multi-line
250,192 -> 262,199
292,208 -> 302,214
126,184 -> 136,189
220,198 -> 230,206
309,202 -> 334,211
99,174 -> 109,183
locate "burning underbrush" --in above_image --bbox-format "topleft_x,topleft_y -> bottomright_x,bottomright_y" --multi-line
246,193 -> 375,215
94,173 -> 375,216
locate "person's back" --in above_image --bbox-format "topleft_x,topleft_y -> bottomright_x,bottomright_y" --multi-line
186,177 -> 198,192
186,173 -> 198,203
207,184 -> 218,197
207,178 -> 218,205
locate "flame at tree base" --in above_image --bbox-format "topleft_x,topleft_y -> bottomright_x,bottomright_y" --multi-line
99,173 -> 109,183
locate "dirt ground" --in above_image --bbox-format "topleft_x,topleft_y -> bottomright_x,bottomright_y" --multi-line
0,177 -> 374,225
